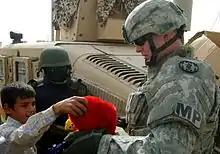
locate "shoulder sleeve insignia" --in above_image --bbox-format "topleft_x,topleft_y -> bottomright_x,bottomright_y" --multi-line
179,60 -> 199,73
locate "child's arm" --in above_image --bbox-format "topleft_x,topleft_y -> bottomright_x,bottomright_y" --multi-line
10,106 -> 56,147
8,96 -> 87,151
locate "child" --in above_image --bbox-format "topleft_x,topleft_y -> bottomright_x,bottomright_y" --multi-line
0,82 -> 88,154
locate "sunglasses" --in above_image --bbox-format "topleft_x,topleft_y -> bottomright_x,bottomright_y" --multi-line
134,34 -> 153,46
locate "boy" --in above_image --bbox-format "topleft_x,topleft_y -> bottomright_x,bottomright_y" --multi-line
0,82 -> 87,154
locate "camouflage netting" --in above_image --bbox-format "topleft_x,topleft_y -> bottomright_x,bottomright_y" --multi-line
96,0 -> 146,25
52,0 -> 145,29
52,0 -> 80,30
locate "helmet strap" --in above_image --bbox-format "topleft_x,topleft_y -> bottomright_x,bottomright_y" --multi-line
145,36 -> 157,66
146,26 -> 185,67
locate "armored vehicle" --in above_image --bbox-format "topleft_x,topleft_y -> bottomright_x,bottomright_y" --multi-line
0,0 -> 193,118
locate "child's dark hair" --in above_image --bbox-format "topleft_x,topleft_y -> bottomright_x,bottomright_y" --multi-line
1,82 -> 36,108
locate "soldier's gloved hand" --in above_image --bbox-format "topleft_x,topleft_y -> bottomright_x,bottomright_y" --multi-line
62,129 -> 108,154
53,96 -> 88,116
117,116 -> 128,130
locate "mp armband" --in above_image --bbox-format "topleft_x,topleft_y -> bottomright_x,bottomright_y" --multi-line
147,102 -> 202,129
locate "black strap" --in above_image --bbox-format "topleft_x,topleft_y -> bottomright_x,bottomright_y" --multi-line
147,26 -> 185,66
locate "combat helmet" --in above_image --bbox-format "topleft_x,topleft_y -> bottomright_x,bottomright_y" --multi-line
38,46 -> 72,84
122,0 -> 187,66
39,46 -> 71,69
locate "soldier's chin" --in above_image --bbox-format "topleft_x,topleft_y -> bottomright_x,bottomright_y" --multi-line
145,59 -> 150,62
144,59 -> 150,66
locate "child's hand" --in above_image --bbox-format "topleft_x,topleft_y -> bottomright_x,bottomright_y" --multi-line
53,96 -> 88,116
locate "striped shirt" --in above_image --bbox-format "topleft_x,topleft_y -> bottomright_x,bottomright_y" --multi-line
0,107 -> 57,154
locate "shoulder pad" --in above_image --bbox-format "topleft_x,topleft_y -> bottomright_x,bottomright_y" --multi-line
171,57 -> 216,81
69,78 -> 89,96
69,78 -> 80,89
27,78 -> 44,88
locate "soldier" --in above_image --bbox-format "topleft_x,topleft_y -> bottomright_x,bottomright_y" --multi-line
60,0 -> 220,153
28,46 -> 89,153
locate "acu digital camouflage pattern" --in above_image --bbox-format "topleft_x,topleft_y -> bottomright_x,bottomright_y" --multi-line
123,0 -> 187,43
97,46 -> 220,154
52,0 -> 145,29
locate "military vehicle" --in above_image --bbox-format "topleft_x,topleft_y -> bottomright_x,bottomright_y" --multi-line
186,31 -> 220,84
0,0 -> 193,119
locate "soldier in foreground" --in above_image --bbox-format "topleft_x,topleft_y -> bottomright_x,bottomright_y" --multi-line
57,0 -> 220,153
28,46 -> 89,153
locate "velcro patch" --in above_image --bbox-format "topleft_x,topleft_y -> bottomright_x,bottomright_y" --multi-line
179,60 -> 199,73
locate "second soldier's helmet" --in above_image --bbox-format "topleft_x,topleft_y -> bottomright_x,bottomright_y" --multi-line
122,0 -> 187,44
39,46 -> 72,84
39,46 -> 71,69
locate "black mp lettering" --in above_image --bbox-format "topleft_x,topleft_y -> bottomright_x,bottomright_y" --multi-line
175,103 -> 192,120
175,103 -> 202,128
192,109 -> 201,124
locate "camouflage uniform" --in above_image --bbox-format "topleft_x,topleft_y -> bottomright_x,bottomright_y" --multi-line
62,0 -> 220,153
97,46 -> 220,153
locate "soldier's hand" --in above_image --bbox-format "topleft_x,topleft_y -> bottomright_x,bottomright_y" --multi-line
117,116 -> 128,130
53,96 -> 88,116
